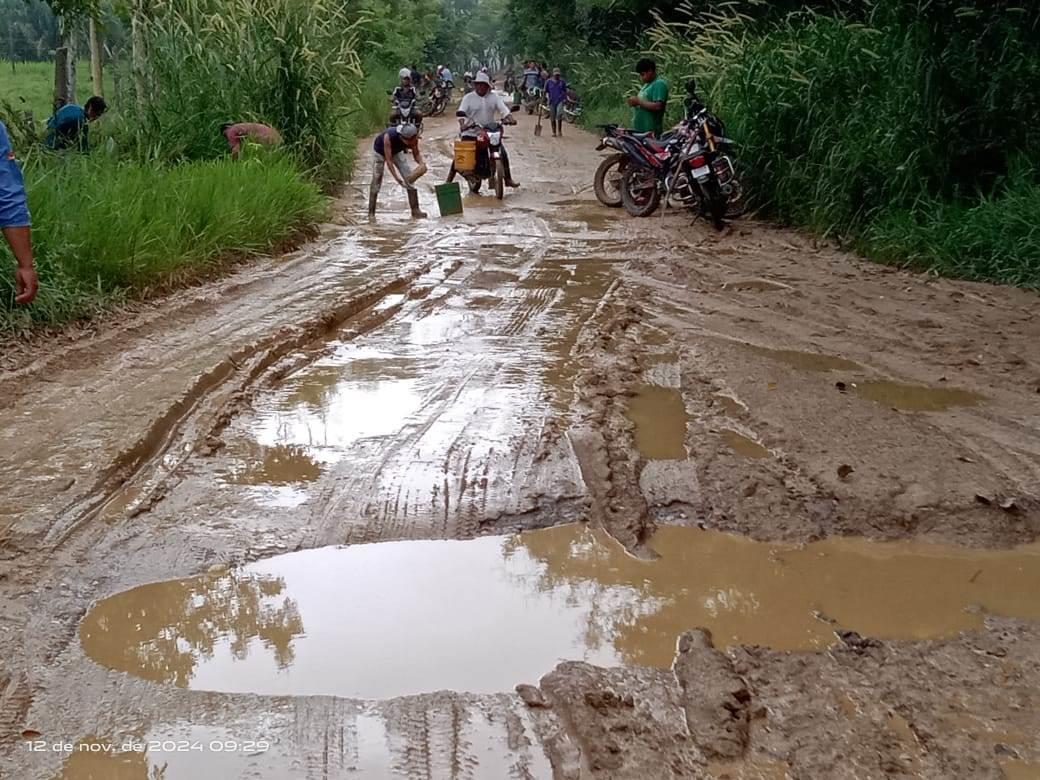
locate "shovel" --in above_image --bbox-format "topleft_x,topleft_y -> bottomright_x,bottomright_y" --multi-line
534,96 -> 543,137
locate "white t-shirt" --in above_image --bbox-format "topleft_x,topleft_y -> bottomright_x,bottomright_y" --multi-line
457,90 -> 512,127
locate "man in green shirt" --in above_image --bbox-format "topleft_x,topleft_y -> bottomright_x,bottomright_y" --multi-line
627,58 -> 669,137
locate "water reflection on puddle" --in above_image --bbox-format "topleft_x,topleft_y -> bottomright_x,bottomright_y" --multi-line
227,348 -> 425,478
81,524 -> 1040,699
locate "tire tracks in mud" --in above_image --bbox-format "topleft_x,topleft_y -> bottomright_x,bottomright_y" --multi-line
42,262 -> 445,552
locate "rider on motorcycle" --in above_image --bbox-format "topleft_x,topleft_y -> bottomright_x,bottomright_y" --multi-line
456,72 -> 520,188
390,67 -> 422,126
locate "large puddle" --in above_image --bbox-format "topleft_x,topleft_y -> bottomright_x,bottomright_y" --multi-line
82,524 -> 1040,699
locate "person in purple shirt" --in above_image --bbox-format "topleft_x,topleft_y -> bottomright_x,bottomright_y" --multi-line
544,68 -> 569,138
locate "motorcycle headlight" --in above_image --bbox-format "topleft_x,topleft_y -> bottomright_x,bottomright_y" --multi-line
489,132 -> 502,144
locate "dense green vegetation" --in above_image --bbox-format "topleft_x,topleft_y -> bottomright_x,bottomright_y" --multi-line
510,0 -> 1040,287
0,0 -> 431,333
2,154 -> 326,330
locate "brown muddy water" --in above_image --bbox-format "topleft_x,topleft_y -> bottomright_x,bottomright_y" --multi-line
626,386 -> 689,459
81,523 -> 1040,700
719,429 -> 770,459
852,379 -> 985,411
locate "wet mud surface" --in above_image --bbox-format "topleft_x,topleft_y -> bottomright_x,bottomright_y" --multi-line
2,112 -> 1039,778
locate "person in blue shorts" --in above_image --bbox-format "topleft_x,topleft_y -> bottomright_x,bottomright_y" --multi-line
0,120 -> 38,304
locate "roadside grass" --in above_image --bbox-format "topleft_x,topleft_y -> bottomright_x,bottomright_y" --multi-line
0,153 -> 326,334
0,61 -> 397,335
557,7 -> 1040,289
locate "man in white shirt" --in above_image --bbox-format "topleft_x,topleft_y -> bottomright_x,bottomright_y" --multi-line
456,72 -> 520,188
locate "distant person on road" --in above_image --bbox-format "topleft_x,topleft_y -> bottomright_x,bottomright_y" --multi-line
44,96 -> 107,152
1,120 -> 38,304
390,68 -> 422,126
545,68 -> 569,138
220,122 -> 282,160
521,61 -> 540,97
368,123 -> 427,219
627,58 -> 669,137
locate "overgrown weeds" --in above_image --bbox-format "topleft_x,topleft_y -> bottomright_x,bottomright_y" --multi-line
0,153 -> 325,333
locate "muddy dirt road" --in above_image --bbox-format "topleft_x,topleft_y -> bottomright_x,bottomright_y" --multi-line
2,112 -> 1040,779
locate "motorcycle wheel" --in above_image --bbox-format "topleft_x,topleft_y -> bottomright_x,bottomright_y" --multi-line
621,166 -> 661,217
593,154 -> 626,209
725,176 -> 747,218
494,159 -> 505,200
466,175 -> 481,195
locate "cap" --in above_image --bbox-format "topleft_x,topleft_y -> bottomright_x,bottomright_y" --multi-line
553,68 -> 561,75
399,123 -> 418,139
399,67 -> 411,79
474,72 -> 492,85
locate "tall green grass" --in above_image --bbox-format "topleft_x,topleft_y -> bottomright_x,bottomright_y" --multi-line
1,154 -> 326,333
124,0 -> 363,184
546,3 -> 1040,288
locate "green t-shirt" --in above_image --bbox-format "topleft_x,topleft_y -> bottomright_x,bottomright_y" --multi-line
632,76 -> 669,136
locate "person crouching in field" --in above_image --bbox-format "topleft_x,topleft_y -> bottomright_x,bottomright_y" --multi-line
44,96 -> 107,152
221,122 -> 282,160
1,120 -> 38,304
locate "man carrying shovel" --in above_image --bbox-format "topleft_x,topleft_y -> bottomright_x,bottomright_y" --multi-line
368,123 -> 427,218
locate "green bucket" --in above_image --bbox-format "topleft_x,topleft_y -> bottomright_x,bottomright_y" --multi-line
435,182 -> 464,217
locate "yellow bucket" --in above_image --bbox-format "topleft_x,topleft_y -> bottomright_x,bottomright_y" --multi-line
453,140 -> 477,172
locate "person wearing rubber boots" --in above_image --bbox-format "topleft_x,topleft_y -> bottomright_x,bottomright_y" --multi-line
368,123 -> 427,218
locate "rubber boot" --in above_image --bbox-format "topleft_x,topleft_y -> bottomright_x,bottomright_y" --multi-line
367,189 -> 378,215
407,188 -> 427,219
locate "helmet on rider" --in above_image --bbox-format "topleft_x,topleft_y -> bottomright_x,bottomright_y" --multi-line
399,67 -> 411,81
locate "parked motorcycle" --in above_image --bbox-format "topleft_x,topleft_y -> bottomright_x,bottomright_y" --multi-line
539,91 -> 582,124
446,113 -> 518,199
616,92 -> 743,228
593,125 -> 628,208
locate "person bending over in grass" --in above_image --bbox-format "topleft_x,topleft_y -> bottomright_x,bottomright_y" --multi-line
220,122 -> 283,160
44,96 -> 107,152
1,120 -> 38,304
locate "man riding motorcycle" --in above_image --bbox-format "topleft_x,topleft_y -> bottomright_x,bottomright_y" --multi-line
389,67 -> 422,127
456,72 -> 520,188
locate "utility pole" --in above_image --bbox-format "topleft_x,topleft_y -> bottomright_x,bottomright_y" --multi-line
89,17 -> 104,96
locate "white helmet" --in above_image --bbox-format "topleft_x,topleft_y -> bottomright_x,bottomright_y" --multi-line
474,72 -> 492,85
399,67 -> 411,79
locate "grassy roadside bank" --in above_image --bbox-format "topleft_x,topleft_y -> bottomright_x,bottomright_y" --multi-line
549,5 -> 1040,289
1,66 -> 390,335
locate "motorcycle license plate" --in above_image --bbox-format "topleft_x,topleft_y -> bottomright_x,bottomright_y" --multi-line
692,165 -> 711,178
